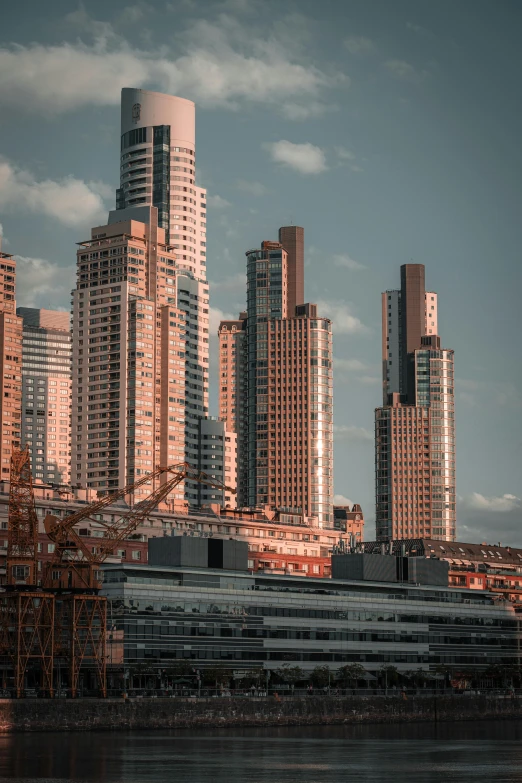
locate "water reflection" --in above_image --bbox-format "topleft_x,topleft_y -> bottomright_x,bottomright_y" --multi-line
1,721 -> 522,782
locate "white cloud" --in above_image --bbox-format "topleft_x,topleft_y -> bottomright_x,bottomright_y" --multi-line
334,494 -> 354,507
0,158 -> 108,228
333,253 -> 365,270
236,180 -> 268,196
15,257 -> 75,310
264,140 -> 327,175
335,146 -> 356,161
344,36 -> 375,55
209,306 -> 236,334
0,15 -> 344,117
209,274 -> 247,295
207,194 -> 231,209
280,101 -> 331,120
334,357 -> 368,372
316,300 -> 369,334
357,375 -> 380,385
333,425 -> 373,442
464,493 -> 521,513
384,59 -> 422,82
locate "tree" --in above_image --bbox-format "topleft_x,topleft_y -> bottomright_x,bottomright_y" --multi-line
337,664 -> 366,688
274,664 -> 306,688
202,666 -> 233,687
403,668 -> 428,688
311,666 -> 331,688
379,665 -> 399,689
238,669 -> 264,688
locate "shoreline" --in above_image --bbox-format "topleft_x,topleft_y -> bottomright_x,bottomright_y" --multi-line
2,695 -> 522,733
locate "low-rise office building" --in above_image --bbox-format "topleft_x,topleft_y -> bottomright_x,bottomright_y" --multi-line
101,549 -> 521,679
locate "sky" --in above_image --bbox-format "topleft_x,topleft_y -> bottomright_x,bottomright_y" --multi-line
0,0 -> 521,544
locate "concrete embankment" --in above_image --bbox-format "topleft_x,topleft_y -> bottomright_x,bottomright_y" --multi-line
1,695 -> 522,732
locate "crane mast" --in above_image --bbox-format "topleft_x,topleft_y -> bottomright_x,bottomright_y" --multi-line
6,447 -> 39,587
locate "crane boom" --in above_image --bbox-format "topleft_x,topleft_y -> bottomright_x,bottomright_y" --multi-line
42,463 -> 235,591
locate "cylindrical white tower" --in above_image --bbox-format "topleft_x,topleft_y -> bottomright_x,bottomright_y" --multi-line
116,88 -> 206,281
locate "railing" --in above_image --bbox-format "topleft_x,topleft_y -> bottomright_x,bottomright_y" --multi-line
4,686 -> 511,701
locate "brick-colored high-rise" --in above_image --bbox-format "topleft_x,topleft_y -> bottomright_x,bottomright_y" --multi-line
218,312 -> 246,434
227,228 -> 333,524
376,264 -> 455,542
0,245 -> 22,478
71,210 -> 189,503
17,308 -> 72,486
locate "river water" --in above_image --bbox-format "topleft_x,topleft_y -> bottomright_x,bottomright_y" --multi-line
1,721 -> 522,782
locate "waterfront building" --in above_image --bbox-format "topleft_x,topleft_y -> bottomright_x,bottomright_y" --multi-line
363,538 -> 522,607
101,549 -> 521,679
17,308 -> 71,485
71,88 -> 209,503
0,244 -> 22,478
232,231 -> 333,524
375,264 -> 455,542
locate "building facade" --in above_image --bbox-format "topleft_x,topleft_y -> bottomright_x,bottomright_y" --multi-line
72,212 -> 189,502
196,417 -> 237,508
376,265 -> 455,542
0,246 -> 22,479
218,313 -> 246,434
72,88 -> 209,503
235,232 -> 333,524
101,558 -> 521,678
333,504 -> 364,542
17,308 -> 72,486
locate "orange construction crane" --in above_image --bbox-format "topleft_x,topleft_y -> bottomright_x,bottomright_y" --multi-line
40,462 -> 234,697
43,462 -> 235,592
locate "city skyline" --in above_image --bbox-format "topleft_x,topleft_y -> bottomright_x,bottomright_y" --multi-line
0,0 -> 520,544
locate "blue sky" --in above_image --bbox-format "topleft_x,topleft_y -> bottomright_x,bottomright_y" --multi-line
1,0 -> 521,543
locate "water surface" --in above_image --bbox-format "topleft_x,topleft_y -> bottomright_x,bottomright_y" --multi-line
1,721 -> 522,782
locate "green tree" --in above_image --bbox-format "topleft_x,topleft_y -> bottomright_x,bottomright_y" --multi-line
239,669 -> 264,687
274,664 -> 306,688
337,663 -> 366,688
311,665 -> 331,688
379,665 -> 399,689
202,667 -> 233,687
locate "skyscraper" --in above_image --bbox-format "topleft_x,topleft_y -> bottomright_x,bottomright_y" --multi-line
71,89 -> 209,503
218,312 -> 246,432
0,245 -> 22,478
375,264 -> 455,542
17,308 -> 72,485
230,229 -> 333,524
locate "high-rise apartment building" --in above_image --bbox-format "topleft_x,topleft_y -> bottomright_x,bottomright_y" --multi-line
218,313 -> 246,433
17,308 -> 72,485
228,229 -> 333,524
375,264 -> 455,542
196,418 -> 237,508
71,89 -> 209,503
0,245 -> 22,478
